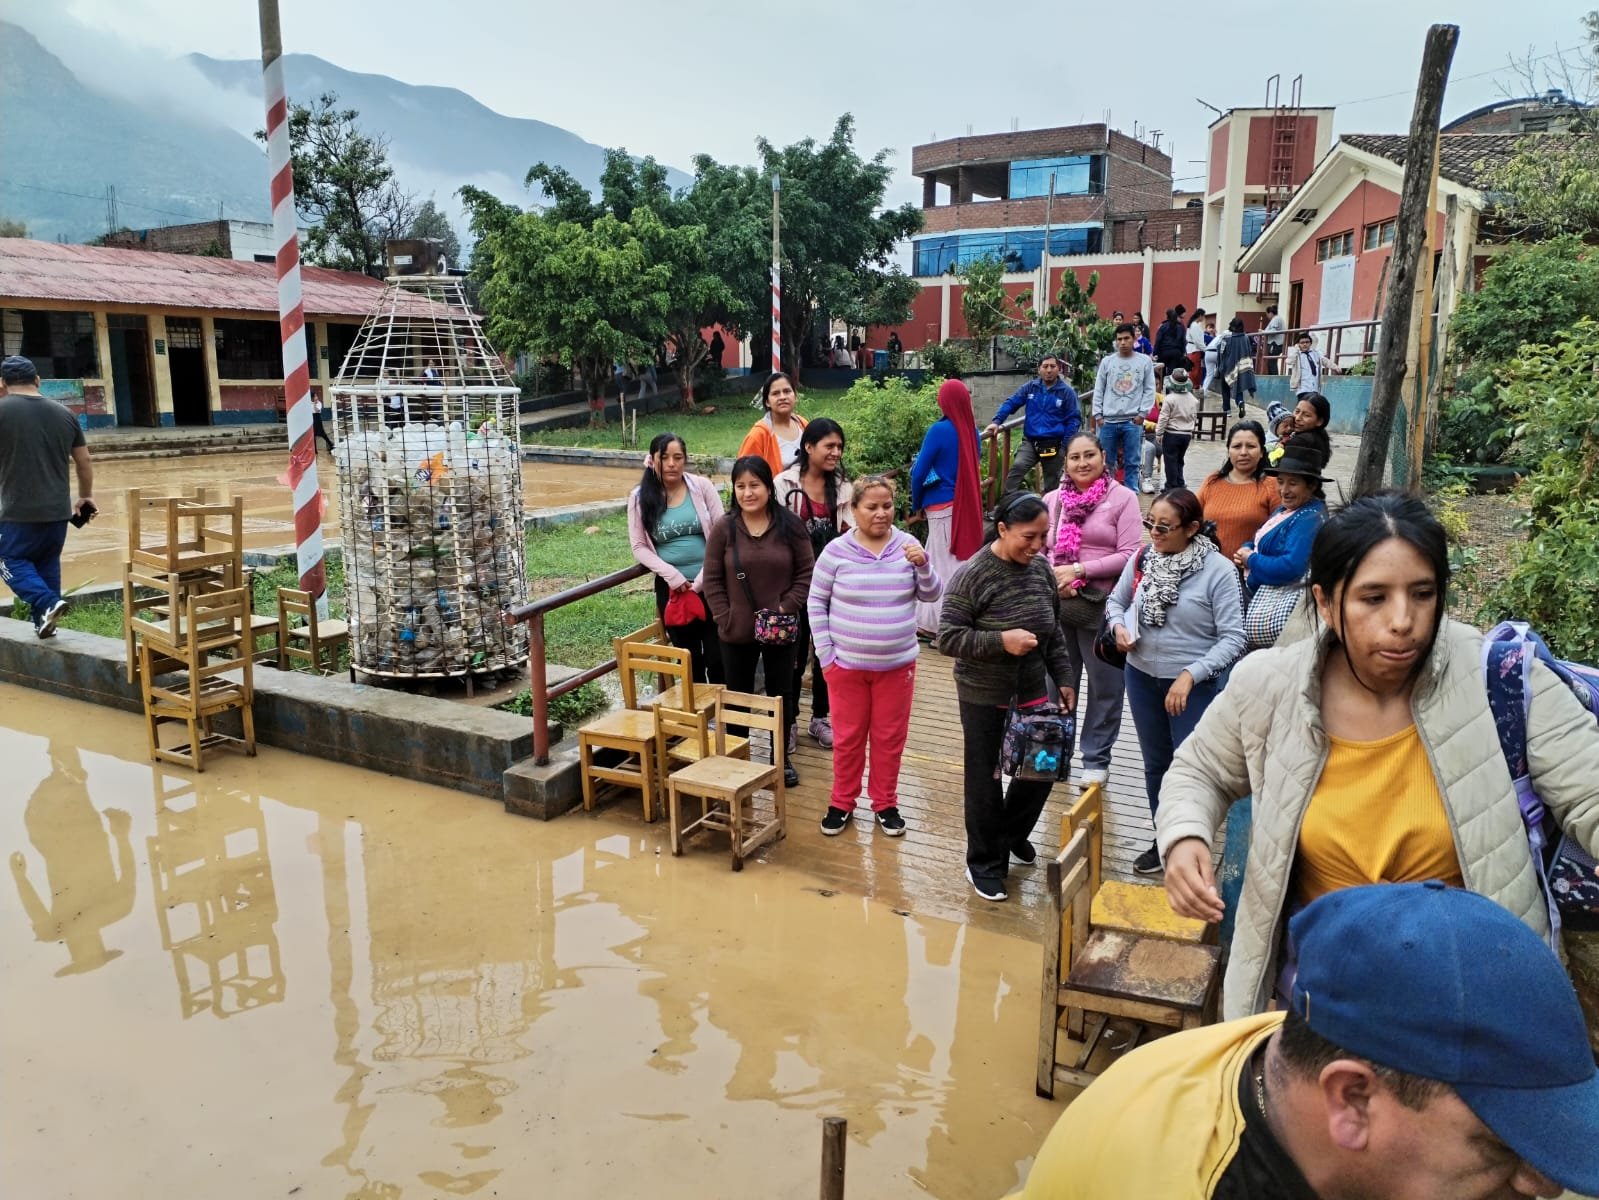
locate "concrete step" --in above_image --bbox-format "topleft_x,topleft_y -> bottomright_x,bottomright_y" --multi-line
88,426 -> 290,460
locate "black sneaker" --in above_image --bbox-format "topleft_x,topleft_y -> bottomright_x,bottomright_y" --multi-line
1010,840 -> 1037,866
37,598 -> 67,638
965,867 -> 1007,902
820,806 -> 850,836
1132,845 -> 1164,876
875,806 -> 906,837
783,763 -> 799,788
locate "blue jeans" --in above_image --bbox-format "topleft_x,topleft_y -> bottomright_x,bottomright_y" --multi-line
0,519 -> 67,620
1098,420 -> 1142,494
1124,663 -> 1221,818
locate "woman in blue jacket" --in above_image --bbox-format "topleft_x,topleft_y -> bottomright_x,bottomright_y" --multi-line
910,381 -> 984,637
1232,447 -> 1330,648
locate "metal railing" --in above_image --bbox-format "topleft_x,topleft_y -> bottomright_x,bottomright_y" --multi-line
1256,319 -> 1383,374
505,563 -> 649,764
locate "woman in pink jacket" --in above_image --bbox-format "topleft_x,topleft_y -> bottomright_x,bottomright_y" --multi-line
1044,432 -> 1143,782
627,431 -> 725,682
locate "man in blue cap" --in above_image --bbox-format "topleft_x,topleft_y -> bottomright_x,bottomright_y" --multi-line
984,353 -> 1081,496
1014,881 -> 1598,1198
0,355 -> 94,637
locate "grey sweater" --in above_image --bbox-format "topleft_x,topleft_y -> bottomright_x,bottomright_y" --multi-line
939,547 -> 1074,706
1104,548 -> 1245,683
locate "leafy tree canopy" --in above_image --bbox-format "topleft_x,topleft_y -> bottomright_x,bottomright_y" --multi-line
407,198 -> 461,265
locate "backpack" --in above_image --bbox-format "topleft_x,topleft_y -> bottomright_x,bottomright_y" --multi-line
1481,621 -> 1599,944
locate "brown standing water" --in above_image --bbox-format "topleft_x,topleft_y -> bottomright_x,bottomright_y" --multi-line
0,684 -> 1062,1197
59,451 -> 640,592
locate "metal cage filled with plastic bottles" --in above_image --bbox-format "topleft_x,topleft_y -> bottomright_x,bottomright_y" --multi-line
329,270 -> 527,681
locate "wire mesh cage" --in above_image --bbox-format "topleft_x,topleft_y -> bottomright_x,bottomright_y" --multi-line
330,274 -> 527,680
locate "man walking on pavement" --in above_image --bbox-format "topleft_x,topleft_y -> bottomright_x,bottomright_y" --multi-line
984,353 -> 1081,495
1094,325 -> 1156,495
0,356 -> 95,638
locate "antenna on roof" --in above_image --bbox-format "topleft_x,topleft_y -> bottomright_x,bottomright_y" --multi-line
1011,117 -> 1020,132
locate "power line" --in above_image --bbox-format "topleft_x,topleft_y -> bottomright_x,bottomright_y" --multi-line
0,179 -> 244,225
1331,47 -> 1575,108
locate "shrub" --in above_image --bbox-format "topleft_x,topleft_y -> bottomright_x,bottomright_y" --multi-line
837,374 -> 941,479
499,679 -> 609,728
1450,236 -> 1599,369
1436,371 -> 1518,466
1477,318 -> 1599,661
919,340 -> 976,379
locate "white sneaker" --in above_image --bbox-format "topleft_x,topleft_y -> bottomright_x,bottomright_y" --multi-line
1080,768 -> 1109,785
1140,479 -> 1156,494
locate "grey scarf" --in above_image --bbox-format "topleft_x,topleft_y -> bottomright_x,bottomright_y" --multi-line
1138,535 -> 1215,628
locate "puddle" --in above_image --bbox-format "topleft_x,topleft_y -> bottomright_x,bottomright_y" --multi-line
57,451 -> 640,592
0,684 -> 1060,1197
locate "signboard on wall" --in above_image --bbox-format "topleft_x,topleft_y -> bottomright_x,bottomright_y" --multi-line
1320,256 -> 1355,326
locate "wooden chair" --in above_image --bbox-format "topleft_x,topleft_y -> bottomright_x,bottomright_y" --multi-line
128,492 -> 244,579
1037,824 -> 1221,1098
654,704 -> 749,778
277,588 -> 349,674
1195,395 -> 1229,441
619,639 -> 721,716
577,642 -> 695,823
1061,784 -> 1210,946
665,690 -> 787,872
611,619 -> 667,665
141,587 -> 256,772
614,619 -> 719,715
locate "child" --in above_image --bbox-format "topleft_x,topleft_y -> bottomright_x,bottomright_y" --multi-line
1268,412 -> 1295,465
1154,367 -> 1200,490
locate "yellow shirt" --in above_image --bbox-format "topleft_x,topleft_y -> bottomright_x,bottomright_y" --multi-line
1295,724 -> 1464,906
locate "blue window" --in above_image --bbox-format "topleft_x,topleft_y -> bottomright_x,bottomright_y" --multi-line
1009,155 -> 1104,199
1241,206 -> 1269,247
913,226 -> 1103,276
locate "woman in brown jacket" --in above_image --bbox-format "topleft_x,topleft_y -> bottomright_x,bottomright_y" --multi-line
703,455 -> 815,787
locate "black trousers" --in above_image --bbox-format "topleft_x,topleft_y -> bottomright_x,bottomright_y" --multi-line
959,700 -> 1055,886
721,639 -> 798,741
311,411 -> 334,450
653,577 -> 723,684
786,609 -> 830,727
1161,431 -> 1192,490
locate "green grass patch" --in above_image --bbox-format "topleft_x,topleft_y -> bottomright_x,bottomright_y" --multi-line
497,679 -> 610,727
525,387 -> 852,457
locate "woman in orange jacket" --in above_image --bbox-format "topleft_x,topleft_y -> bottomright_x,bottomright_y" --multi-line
738,372 -> 808,475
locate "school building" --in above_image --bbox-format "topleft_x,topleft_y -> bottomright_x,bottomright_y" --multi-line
0,237 -> 382,428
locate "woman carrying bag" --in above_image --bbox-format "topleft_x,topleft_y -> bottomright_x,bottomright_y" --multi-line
703,455 -> 815,787
1235,447 -> 1330,651
940,492 -> 1077,903
1104,488 -> 1245,876
627,431 -> 725,683
1043,433 -> 1142,785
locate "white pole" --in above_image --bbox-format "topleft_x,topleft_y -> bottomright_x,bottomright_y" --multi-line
771,174 -> 782,374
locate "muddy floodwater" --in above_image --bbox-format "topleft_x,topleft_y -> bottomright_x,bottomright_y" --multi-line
0,684 -> 1061,1198
59,450 -> 640,593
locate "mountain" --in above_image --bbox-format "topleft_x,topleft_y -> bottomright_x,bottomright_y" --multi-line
0,19 -> 689,246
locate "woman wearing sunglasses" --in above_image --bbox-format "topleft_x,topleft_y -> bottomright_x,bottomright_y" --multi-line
1104,488 -> 1246,876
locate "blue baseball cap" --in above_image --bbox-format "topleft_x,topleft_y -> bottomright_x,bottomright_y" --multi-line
1,354 -> 38,383
1289,882 -> 1599,1193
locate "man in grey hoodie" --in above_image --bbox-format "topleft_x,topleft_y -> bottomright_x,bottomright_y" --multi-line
1093,325 -> 1156,495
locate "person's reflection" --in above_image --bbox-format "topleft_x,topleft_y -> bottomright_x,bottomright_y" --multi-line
9,743 -> 135,977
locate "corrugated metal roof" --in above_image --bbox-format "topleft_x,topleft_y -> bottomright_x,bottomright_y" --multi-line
0,237 -> 392,318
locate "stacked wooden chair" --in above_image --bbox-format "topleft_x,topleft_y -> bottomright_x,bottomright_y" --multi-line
121,489 -> 256,770
1037,783 -> 1221,1097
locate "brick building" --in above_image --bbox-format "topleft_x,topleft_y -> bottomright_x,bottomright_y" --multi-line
0,238 -> 384,428
99,219 -> 306,264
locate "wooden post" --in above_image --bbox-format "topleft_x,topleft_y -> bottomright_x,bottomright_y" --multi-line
820,1116 -> 847,1200
1351,23 -> 1459,496
1406,142 -> 1442,491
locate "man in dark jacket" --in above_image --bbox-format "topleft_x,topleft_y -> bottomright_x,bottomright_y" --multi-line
1153,307 -> 1189,381
983,353 -> 1081,494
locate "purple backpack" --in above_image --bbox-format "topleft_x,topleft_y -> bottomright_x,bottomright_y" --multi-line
1482,621 -> 1599,945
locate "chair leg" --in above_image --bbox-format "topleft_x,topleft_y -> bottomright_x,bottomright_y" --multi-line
240,700 -> 256,756
580,738 -> 596,811
668,782 -> 684,856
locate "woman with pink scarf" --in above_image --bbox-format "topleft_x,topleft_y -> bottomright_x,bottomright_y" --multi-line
1044,432 -> 1142,783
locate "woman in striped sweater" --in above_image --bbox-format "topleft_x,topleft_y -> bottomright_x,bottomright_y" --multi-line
807,476 -> 942,838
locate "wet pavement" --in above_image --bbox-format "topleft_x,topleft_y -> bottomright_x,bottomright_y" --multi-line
60,451 -> 640,593
0,684 -> 1062,1198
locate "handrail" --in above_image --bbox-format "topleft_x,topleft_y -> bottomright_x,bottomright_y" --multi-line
981,413 -> 1026,507
505,562 -> 650,764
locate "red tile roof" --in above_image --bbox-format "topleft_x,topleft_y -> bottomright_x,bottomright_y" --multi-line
0,237 -> 389,319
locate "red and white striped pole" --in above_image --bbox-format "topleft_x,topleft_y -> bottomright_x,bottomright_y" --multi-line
259,0 -> 327,617
770,173 -> 781,374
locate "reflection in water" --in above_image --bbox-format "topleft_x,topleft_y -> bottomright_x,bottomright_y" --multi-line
9,740 -> 135,976
146,773 -> 284,1018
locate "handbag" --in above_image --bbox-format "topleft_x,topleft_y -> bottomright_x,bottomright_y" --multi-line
1091,548 -> 1148,668
730,521 -> 799,646
997,700 -> 1076,782
1244,583 -> 1303,650
1057,583 -> 1108,630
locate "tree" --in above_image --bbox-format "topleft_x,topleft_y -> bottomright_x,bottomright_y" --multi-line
960,254 -> 1012,369
260,91 -> 416,275
695,116 -> 922,372
407,198 -> 462,265
1001,269 -> 1114,387
0,216 -> 26,238
1449,235 -> 1599,366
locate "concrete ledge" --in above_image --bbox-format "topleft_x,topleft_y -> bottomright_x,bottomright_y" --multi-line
0,619 -> 533,800
523,499 -> 630,529
503,749 -> 584,820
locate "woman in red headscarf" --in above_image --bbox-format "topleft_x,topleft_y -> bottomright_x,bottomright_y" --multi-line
910,379 -> 984,636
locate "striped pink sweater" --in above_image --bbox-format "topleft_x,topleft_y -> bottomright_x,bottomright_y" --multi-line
807,528 -> 942,671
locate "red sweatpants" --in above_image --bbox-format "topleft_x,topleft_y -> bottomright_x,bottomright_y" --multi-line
823,661 -> 917,812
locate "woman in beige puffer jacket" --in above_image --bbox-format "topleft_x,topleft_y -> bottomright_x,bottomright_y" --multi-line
1156,494 -> 1599,1019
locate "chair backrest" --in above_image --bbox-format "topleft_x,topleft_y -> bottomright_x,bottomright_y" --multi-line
611,619 -> 667,669
126,486 -> 211,561
618,641 -> 691,709
183,586 -> 250,687
278,587 -> 316,631
713,690 -> 783,762
1047,826 -> 1094,976
654,705 -> 710,765
1059,782 -> 1105,901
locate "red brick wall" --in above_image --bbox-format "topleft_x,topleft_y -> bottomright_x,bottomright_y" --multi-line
920,194 -> 1105,233
1111,209 -> 1199,252
1151,260 -> 1201,316
1042,262 -> 1145,323
1244,116 -> 1321,188
900,286 -> 945,348
912,125 -> 1171,177
1286,179 -> 1447,325
101,221 -> 232,256
1208,124 -> 1230,196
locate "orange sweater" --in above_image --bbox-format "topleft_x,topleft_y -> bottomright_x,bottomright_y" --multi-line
737,414 -> 808,476
1196,473 -> 1280,560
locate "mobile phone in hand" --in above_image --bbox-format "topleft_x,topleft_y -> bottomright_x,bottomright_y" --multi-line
69,501 -> 97,529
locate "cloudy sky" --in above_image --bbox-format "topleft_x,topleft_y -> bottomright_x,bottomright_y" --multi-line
5,0 -> 1590,211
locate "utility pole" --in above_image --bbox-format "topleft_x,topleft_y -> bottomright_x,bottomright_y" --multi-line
1352,23 -> 1458,496
1406,143 -> 1442,491
259,0 -> 328,616
771,173 -> 781,375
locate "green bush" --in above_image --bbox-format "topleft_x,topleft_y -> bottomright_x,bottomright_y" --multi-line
498,679 -> 610,727
1477,318 -> 1599,660
1436,371 -> 1518,466
919,340 -> 976,379
1450,236 -> 1599,368
838,374 -> 942,483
